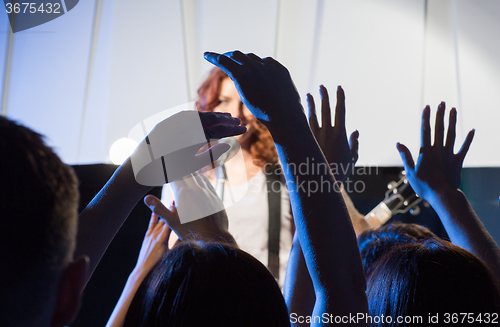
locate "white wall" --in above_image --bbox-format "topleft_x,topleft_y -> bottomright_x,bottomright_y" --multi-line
1,0 -> 499,166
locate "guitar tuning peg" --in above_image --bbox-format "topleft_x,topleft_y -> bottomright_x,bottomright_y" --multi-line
410,206 -> 421,216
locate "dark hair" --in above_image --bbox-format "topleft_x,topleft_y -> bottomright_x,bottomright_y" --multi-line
197,67 -> 278,167
0,116 -> 79,325
124,241 -> 290,327
367,239 -> 500,325
358,222 -> 437,276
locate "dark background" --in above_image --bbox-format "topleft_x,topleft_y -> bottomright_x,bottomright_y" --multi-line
70,165 -> 500,326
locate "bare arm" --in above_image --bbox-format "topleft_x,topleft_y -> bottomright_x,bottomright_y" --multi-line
205,51 -> 368,325
397,103 -> 500,284
285,85 -> 366,325
284,233 -> 315,327
75,112 -> 245,282
106,213 -> 171,327
306,85 -> 368,236
75,158 -> 152,280
107,169 -> 236,327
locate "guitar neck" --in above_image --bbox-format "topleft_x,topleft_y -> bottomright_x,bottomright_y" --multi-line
364,202 -> 392,229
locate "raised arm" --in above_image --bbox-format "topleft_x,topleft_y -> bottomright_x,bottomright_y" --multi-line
285,85 -> 365,325
75,112 -> 245,282
106,213 -> 171,327
307,85 -> 368,236
397,103 -> 500,283
205,51 -> 367,325
107,169 -> 237,327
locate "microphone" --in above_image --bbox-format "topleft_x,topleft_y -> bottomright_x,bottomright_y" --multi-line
216,137 -> 239,201
217,137 -> 239,167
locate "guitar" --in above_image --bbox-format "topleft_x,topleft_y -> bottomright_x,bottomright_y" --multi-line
363,171 -> 425,229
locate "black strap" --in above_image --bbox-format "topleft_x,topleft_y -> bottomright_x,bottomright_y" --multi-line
266,164 -> 281,281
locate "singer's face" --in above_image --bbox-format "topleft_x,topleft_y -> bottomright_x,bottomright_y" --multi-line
214,78 -> 256,144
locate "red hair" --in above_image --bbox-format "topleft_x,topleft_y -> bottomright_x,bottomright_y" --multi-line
197,68 -> 278,167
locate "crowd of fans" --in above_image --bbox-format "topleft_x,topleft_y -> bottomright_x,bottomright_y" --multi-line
1,50 -> 499,327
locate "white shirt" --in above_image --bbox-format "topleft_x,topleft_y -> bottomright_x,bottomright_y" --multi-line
161,169 -> 293,288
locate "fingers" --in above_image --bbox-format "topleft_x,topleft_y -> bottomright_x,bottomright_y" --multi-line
349,130 -> 360,163
147,211 -> 159,233
396,142 -> 416,172
199,111 -> 247,140
183,172 -> 204,190
204,124 -> 247,140
199,172 -> 219,196
319,85 -> 332,128
144,195 -> 177,222
199,111 -> 241,128
160,223 -> 172,247
225,50 -> 253,65
307,93 -> 319,133
194,143 -> 231,167
456,129 -> 475,164
262,56 -> 287,70
246,53 -> 264,63
445,108 -> 457,153
204,51 -> 240,77
152,213 -> 166,233
334,85 -> 346,130
421,106 -> 431,149
434,102 -> 446,147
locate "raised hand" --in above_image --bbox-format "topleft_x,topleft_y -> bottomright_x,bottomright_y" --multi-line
396,102 -> 474,201
199,111 -> 246,140
132,213 -> 171,276
132,111 -> 246,186
106,212 -> 172,327
204,51 -> 302,128
308,85 -> 359,182
144,172 -> 235,245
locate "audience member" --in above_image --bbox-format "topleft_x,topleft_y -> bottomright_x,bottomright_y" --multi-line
364,103 -> 500,322
0,111 -> 243,327
367,239 -> 499,323
357,222 -> 436,276
396,103 -> 500,284
0,117 -> 87,327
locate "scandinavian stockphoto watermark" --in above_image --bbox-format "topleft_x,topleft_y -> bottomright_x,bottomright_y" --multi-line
3,0 -> 79,33
127,101 -> 377,223
252,158 -> 378,197
290,312 -> 499,325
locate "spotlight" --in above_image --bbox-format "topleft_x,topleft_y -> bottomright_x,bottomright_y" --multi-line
109,138 -> 138,165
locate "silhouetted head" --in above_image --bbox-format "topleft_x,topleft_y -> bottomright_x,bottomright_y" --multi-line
124,241 -> 290,327
367,239 -> 500,325
0,116 -> 81,326
358,222 -> 437,276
